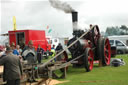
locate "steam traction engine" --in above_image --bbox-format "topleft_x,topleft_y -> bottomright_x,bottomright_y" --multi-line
19,12 -> 111,83
21,12 -> 112,82
67,12 -> 111,72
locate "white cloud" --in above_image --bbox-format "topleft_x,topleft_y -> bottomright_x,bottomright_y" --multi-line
77,0 -> 128,31
1,0 -> 128,38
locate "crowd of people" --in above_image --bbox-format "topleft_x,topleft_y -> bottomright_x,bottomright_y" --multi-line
0,40 -> 40,85
0,40 -> 64,85
0,40 -> 64,64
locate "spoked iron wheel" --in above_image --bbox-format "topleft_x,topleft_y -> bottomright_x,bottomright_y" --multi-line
96,37 -> 111,66
101,38 -> 111,66
92,25 -> 100,46
84,48 -> 94,72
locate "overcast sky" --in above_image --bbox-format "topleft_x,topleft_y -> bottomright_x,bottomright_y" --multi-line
0,0 -> 128,38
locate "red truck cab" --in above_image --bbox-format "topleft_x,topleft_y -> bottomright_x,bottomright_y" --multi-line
8,30 -> 51,51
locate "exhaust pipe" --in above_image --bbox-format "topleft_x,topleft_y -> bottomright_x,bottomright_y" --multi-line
72,11 -> 77,23
72,11 -> 84,37
72,11 -> 78,33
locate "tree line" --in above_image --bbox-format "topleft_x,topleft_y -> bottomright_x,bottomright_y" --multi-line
105,25 -> 128,36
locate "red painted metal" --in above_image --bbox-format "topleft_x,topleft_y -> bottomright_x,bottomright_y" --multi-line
8,31 -> 16,45
104,38 -> 111,65
88,48 -> 94,70
8,30 -> 51,51
61,51 -> 68,62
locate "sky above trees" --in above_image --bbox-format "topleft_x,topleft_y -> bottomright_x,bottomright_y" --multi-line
1,0 -> 128,38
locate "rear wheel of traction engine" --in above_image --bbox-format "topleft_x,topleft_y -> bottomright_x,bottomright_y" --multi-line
100,38 -> 111,66
84,48 -> 94,72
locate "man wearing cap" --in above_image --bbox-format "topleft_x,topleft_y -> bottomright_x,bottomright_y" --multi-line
0,47 -> 23,85
21,40 -> 36,64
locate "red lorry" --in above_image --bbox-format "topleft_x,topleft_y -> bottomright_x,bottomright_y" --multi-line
8,30 -> 51,51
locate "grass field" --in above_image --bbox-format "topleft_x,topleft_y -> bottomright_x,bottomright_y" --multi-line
53,55 -> 128,85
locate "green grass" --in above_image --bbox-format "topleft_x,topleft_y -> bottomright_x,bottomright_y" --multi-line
55,55 -> 128,85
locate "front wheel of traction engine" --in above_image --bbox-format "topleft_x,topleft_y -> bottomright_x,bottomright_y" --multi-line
101,38 -> 111,66
84,48 -> 94,72
97,37 -> 111,66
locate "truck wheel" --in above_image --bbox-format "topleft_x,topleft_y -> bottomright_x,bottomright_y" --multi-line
101,38 -> 111,66
84,48 -> 94,72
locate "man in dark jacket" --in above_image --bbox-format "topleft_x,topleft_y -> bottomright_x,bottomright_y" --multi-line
56,43 -> 63,51
37,44 -> 44,64
0,47 -> 23,85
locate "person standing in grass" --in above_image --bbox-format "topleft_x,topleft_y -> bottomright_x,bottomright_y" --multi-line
0,47 -> 23,85
51,45 -> 56,56
37,44 -> 44,64
51,45 -> 56,62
